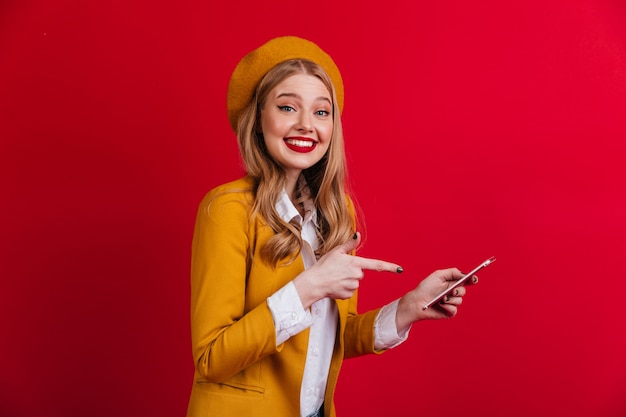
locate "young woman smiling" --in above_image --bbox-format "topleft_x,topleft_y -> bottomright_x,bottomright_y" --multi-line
186,36 -> 478,417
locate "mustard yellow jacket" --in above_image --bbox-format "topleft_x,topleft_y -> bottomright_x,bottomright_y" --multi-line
187,177 -> 381,417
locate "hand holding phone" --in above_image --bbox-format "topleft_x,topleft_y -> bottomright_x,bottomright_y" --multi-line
421,256 -> 496,310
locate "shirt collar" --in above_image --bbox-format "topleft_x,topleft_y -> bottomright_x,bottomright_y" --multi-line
275,176 -> 318,227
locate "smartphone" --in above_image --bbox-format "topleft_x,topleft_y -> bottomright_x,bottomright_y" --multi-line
422,256 -> 496,310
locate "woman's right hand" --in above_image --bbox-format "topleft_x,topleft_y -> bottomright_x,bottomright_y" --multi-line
293,232 -> 402,309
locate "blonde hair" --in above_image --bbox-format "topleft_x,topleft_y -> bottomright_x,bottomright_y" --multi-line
236,59 -> 356,267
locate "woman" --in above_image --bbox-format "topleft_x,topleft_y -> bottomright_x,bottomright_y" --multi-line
187,36 -> 476,417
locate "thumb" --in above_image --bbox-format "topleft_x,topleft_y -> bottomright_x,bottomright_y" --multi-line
336,231 -> 360,255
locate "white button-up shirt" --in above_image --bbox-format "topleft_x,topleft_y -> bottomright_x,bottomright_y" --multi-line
267,182 -> 409,417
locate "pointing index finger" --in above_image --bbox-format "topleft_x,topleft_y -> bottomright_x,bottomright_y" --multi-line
354,256 -> 403,274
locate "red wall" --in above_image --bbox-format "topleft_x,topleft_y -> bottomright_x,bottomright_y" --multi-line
1,1 -> 625,416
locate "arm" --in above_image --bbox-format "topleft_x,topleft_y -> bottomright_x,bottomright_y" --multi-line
189,189 -> 279,383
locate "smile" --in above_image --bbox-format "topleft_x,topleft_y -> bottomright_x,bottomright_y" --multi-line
284,138 -> 318,153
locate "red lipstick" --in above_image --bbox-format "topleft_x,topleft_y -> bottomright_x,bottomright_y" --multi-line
284,137 -> 318,153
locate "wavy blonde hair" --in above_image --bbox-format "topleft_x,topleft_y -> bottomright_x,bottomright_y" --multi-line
236,59 -> 356,268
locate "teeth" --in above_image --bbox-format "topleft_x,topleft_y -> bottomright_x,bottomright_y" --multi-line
286,139 -> 314,148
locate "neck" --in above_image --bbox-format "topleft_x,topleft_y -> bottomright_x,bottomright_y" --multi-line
284,171 -> 301,200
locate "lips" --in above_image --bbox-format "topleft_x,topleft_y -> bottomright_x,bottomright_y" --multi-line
284,137 -> 318,153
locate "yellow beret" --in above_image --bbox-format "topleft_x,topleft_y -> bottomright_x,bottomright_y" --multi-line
226,36 -> 344,131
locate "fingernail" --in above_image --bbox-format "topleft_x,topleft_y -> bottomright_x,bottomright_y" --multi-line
353,232 -> 358,240
396,267 -> 403,274
445,295 -> 450,302
454,289 -> 459,296
473,276 -> 478,284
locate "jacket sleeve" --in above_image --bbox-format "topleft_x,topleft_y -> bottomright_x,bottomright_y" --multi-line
189,189 -> 279,383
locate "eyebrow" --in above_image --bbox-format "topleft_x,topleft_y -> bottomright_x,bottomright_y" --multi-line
275,92 -> 332,106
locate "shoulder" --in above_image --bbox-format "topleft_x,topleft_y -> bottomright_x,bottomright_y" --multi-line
198,176 -> 255,219
205,176 -> 254,200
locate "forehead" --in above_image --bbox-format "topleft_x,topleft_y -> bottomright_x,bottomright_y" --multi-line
271,73 -> 332,99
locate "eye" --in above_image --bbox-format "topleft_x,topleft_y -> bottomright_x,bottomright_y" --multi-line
315,110 -> 330,117
278,105 -> 295,112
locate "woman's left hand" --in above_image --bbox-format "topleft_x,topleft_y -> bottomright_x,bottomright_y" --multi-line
395,268 -> 478,332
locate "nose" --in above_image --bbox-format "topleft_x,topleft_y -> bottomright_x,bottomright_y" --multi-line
295,112 -> 313,132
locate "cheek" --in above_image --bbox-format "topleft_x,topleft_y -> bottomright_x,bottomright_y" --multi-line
262,117 -> 286,139
260,109 -> 276,135
321,125 -> 334,143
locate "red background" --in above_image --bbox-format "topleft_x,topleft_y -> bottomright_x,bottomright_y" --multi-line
2,1 -> 625,416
